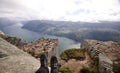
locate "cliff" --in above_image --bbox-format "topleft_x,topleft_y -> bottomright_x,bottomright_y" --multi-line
0,37 -> 40,73
20,38 -> 58,59
81,39 -> 120,73
0,31 -> 27,48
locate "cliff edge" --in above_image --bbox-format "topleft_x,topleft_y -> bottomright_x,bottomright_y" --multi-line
0,37 -> 40,73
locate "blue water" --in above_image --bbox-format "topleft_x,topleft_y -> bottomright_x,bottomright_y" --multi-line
3,23 -> 80,55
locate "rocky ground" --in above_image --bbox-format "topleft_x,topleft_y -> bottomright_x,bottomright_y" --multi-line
0,37 -> 40,73
0,32 -> 27,48
59,52 -> 92,73
81,39 -> 120,73
1,31 -> 120,73
0,32 -> 59,59
81,39 -> 120,63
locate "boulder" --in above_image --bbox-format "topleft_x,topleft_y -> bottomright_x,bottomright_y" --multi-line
81,39 -> 120,73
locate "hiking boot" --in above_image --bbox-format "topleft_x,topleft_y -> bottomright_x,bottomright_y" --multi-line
36,54 -> 49,73
50,56 -> 59,73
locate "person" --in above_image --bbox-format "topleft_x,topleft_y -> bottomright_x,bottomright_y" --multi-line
36,54 -> 58,73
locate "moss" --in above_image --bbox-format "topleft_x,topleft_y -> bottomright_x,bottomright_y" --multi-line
90,58 -> 99,73
80,66 -> 91,73
59,67 -> 74,73
60,49 -> 85,61
113,62 -> 120,73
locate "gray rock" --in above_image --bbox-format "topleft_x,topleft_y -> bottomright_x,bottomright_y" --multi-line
0,37 -> 40,73
81,39 -> 120,73
99,53 -> 113,73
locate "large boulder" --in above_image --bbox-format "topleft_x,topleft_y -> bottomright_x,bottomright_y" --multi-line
81,39 -> 120,62
81,39 -> 120,73
0,37 -> 40,73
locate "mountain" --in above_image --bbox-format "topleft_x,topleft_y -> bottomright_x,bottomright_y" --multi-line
22,20 -> 120,42
0,37 -> 40,73
0,18 -> 17,30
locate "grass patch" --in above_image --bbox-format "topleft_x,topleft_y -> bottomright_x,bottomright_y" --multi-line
59,67 -> 74,73
60,49 -> 85,61
113,62 -> 120,73
80,66 -> 91,73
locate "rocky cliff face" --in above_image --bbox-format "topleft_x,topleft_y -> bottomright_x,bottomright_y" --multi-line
0,37 -> 40,73
20,38 -> 58,59
81,39 -> 120,73
81,39 -> 120,62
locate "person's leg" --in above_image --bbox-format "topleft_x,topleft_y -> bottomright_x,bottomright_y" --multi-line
50,56 -> 59,73
36,54 -> 49,73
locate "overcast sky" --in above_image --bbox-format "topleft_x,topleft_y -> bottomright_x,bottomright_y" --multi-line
0,0 -> 120,22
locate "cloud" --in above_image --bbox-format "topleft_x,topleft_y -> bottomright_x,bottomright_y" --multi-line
0,0 -> 120,22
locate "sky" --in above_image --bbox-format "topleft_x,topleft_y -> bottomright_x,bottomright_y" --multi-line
0,0 -> 120,22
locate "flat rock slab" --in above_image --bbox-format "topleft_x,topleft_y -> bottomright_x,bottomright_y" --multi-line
0,37 -> 40,73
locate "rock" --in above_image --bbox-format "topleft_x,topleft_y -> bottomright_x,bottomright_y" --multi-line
0,32 -> 27,48
3,36 -> 27,48
81,39 -> 120,61
99,53 -> 113,73
0,37 -> 40,73
0,30 -> 5,35
81,39 -> 120,73
21,38 -> 58,59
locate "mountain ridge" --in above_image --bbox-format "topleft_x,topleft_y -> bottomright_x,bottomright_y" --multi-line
22,20 -> 120,42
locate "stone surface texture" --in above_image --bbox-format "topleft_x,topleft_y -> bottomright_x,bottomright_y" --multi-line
81,39 -> 120,73
0,37 -> 40,73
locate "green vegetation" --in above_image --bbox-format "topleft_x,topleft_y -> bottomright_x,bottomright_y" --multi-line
59,67 -> 74,73
2,36 -> 22,44
80,61 -> 99,73
0,35 -> 27,48
60,49 -> 85,61
87,51 -> 99,73
91,59 -> 99,73
80,66 -> 91,73
113,62 -> 120,73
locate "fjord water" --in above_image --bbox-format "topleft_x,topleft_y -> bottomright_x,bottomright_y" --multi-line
4,23 -> 80,55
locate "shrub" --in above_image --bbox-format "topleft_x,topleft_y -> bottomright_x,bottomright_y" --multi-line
91,59 -> 99,73
60,49 -> 85,61
113,63 -> 120,73
59,67 -> 74,73
80,67 -> 91,73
